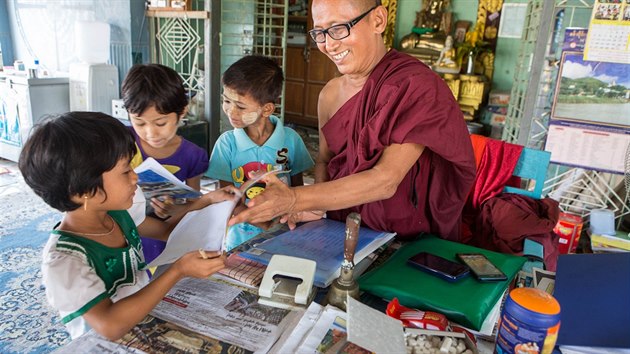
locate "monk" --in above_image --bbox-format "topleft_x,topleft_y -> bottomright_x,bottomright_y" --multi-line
229,0 -> 476,241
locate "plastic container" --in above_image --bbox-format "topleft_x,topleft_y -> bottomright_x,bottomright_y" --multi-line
589,209 -> 616,236
495,288 -> 561,354
75,21 -> 110,63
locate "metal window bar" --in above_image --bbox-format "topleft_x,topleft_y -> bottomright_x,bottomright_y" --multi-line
220,0 -> 287,132
503,0 -> 629,228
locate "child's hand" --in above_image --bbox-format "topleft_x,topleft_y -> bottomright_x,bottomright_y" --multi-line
173,250 -> 225,278
280,210 -> 325,230
151,196 -> 188,219
204,185 -> 240,204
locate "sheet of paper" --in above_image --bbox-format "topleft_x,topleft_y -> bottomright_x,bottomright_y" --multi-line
147,199 -> 237,267
347,297 -> 406,354
270,302 -> 323,354
150,277 -> 300,353
55,330 -> 146,354
296,305 -> 347,354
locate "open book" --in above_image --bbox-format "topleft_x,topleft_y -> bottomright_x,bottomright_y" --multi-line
239,218 -> 396,288
134,157 -> 202,203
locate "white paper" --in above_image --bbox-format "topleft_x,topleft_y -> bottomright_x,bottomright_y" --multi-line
54,331 -> 146,354
270,302 -> 323,354
498,3 -> 527,38
134,157 -> 188,187
296,305 -> 347,354
347,297 -> 406,354
134,157 -> 201,201
545,123 -> 630,174
147,199 -> 237,267
151,277 -> 299,353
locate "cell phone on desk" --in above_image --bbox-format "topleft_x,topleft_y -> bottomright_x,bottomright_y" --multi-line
457,253 -> 507,281
407,252 -> 470,282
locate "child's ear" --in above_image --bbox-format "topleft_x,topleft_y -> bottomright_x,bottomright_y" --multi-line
180,105 -> 189,120
262,102 -> 275,117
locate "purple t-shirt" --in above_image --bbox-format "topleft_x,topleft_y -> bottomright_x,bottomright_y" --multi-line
130,128 -> 208,181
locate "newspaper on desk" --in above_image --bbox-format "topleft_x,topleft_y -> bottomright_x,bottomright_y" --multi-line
150,276 -> 303,353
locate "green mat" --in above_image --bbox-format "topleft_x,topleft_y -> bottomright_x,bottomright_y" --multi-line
359,235 -> 526,330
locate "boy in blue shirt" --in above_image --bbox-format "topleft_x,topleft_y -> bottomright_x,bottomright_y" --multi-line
207,55 -> 314,250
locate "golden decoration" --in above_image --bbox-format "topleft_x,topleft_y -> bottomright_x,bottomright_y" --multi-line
382,0 -> 398,50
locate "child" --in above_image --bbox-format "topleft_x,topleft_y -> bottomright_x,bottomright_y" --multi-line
206,55 -> 314,250
122,63 -> 209,262
19,112 -> 235,340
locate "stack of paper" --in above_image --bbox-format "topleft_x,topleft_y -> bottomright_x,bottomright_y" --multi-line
590,230 -> 630,253
239,218 -> 396,288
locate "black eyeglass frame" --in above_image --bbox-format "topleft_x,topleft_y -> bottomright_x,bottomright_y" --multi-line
308,6 -> 378,43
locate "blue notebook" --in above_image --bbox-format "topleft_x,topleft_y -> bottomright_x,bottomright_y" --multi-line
240,219 -> 396,288
554,253 -> 630,349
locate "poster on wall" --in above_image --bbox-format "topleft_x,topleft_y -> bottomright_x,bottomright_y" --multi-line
546,121 -> 629,174
545,27 -> 630,174
583,0 -> 630,64
0,88 -> 22,147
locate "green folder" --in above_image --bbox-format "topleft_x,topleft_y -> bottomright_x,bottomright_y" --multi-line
358,235 -> 526,330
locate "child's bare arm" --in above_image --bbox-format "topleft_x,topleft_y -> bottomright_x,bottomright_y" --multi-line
82,250 -> 225,340
185,175 -> 202,191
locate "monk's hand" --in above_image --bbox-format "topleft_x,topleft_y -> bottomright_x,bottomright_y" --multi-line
280,210 -> 325,230
228,173 -> 297,226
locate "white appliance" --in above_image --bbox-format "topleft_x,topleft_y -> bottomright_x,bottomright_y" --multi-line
69,62 -> 119,115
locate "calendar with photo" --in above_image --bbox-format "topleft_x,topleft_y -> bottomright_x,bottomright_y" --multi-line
551,51 -> 630,127
584,0 -> 630,64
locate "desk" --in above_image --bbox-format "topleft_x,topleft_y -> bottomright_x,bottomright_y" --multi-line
58,229 -> 505,353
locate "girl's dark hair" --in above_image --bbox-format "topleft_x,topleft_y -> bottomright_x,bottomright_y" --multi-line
18,112 -> 136,212
121,64 -> 188,118
222,55 -> 284,105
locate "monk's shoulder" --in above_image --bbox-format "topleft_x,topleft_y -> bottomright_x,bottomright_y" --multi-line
318,76 -> 345,119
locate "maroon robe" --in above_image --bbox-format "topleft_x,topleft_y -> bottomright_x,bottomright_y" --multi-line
321,50 -> 476,241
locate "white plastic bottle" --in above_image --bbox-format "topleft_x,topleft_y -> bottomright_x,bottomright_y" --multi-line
28,59 -> 40,78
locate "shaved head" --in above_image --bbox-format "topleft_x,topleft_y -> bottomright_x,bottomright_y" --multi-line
314,0 -> 380,12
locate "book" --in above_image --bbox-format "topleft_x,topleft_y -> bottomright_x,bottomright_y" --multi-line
217,253 -> 267,287
239,218 -> 397,288
134,157 -> 202,203
555,253 -> 630,349
590,231 -> 630,251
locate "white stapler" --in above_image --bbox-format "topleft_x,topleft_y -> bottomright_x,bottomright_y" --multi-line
258,255 -> 316,310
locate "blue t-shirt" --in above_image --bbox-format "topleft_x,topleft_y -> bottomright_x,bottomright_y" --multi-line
206,115 -> 314,249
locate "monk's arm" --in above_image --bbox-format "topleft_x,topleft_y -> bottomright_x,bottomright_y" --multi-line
314,83 -> 335,184
295,142 -> 424,211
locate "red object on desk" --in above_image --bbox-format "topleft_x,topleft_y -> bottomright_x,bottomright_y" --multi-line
386,298 -> 449,331
554,212 -> 583,254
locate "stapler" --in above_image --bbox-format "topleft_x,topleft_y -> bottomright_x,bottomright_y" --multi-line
258,254 -> 316,310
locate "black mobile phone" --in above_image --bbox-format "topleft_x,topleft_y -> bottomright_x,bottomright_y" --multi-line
457,253 -> 507,281
407,252 -> 470,282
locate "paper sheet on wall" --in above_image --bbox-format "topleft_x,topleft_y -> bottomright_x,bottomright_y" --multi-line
147,199 -> 237,267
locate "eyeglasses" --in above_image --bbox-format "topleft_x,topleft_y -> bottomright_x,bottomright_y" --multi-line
308,6 -> 377,43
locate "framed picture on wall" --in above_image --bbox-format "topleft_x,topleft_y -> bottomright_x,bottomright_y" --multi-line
453,21 -> 471,44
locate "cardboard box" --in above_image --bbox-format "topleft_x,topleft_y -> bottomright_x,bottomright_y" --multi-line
488,91 -> 510,106
554,212 -> 583,254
